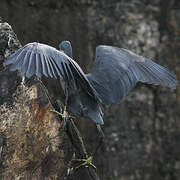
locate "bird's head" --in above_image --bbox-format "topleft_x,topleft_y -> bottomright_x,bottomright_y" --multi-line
59,41 -> 72,58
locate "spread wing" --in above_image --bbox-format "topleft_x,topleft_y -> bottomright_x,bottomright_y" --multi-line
87,45 -> 178,105
3,42 -> 100,101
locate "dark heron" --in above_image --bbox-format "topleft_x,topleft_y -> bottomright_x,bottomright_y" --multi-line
3,40 -> 178,167
3,41 -> 178,126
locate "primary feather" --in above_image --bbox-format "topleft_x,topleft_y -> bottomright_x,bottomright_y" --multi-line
87,45 -> 177,105
4,42 -> 100,101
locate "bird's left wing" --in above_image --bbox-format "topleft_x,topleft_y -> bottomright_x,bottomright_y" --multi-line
87,45 -> 178,105
4,42 -> 71,78
3,42 -> 100,101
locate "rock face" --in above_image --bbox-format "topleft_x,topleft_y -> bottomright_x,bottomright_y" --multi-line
0,0 -> 179,179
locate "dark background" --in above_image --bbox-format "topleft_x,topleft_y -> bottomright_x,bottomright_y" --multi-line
0,0 -> 180,179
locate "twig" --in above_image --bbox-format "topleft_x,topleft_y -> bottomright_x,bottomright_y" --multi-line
66,118 -> 100,180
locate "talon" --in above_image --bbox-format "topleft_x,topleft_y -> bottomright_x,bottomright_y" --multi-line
50,107 -> 68,118
72,156 -> 96,170
50,109 -> 63,117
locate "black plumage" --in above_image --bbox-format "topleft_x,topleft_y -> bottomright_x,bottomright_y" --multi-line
3,41 -> 178,126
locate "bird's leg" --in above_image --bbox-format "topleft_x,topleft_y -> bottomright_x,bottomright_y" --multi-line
72,155 -> 96,170
65,118 -> 97,171
71,125 -> 104,171
62,105 -> 68,128
92,125 -> 105,156
50,85 -> 69,128
96,124 -> 105,138
50,106 -> 68,128
62,87 -> 69,128
50,108 -> 67,118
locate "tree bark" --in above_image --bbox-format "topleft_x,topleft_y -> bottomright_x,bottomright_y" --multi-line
0,21 -> 100,180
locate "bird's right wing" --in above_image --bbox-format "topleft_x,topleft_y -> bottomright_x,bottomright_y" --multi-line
87,45 -> 177,105
3,42 -> 100,101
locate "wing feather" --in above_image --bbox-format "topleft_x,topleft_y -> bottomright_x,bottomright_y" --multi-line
49,57 -> 63,77
43,55 -> 53,78
35,53 -> 43,77
46,56 -> 57,78
39,54 -> 48,77
4,42 -> 100,102
61,62 -> 67,80
26,52 -> 36,78
65,63 -> 74,80
87,45 -> 177,105
21,51 -> 31,75
9,50 -> 27,71
3,47 -> 25,66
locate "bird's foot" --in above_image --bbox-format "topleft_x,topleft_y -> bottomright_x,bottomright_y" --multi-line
72,156 -> 96,170
50,108 -> 68,119
50,107 -> 69,128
